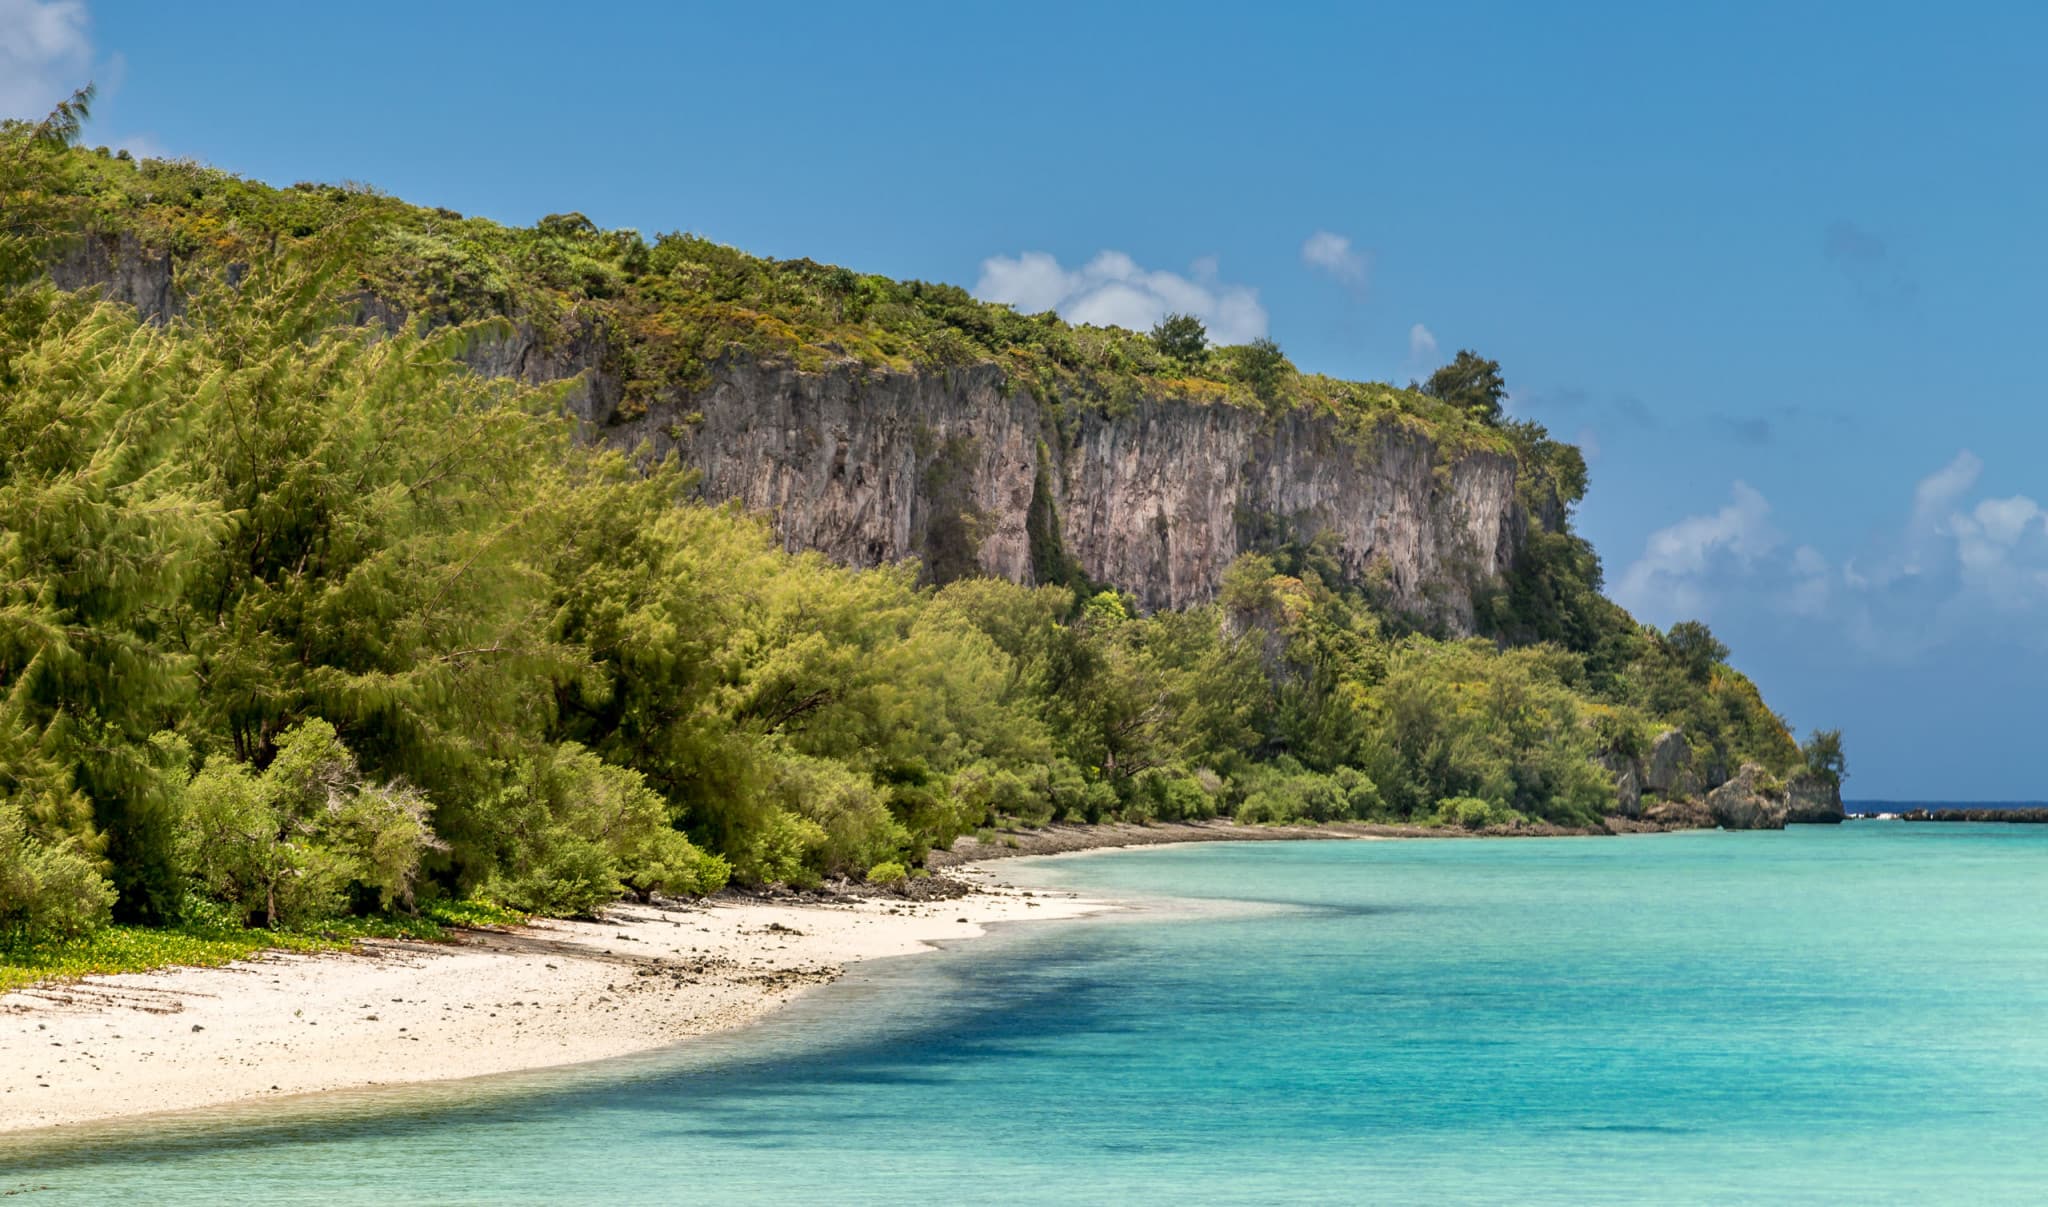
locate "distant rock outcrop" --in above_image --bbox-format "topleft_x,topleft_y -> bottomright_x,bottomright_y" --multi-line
1704,764 -> 1789,830
1900,807 -> 2048,823
1620,736 -> 1839,831
1642,796 -> 1714,829
1644,729 -> 1703,798
1783,772 -> 1846,824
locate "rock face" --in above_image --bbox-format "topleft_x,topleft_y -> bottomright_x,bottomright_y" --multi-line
1644,729 -> 1703,798
1704,764 -> 1788,830
50,231 -> 181,323
1628,735 -> 1809,831
594,356 -> 1529,623
1783,772 -> 1846,824
1601,755 -> 1643,818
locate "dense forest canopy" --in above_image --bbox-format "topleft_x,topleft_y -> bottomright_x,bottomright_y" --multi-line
0,92 -> 1833,954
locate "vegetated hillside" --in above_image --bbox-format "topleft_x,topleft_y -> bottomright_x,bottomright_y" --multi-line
0,95 -> 1842,959
42,132 -> 1560,628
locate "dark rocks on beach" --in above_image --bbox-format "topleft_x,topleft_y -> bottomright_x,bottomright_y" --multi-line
1901,807 -> 2048,823
1642,796 -> 1714,829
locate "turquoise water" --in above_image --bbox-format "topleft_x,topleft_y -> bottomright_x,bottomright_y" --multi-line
6,824 -> 2048,1203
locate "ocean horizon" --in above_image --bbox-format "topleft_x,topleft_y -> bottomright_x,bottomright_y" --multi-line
1845,800 -> 2048,813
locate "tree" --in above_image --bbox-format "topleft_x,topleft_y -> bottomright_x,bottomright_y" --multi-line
0,264 -> 203,924
1801,728 -> 1847,785
1664,621 -> 1728,684
1235,337 -> 1288,403
1150,312 -> 1208,362
1420,350 -> 1507,422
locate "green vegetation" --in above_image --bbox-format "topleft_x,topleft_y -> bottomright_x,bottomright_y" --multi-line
1418,349 -> 1509,423
1802,728 -> 1847,786
0,897 -> 521,995
1149,312 -> 1209,363
0,94 -> 1821,981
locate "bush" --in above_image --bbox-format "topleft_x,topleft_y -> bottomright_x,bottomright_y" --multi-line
1434,796 -> 1524,830
0,801 -> 117,942
1229,759 -> 1383,825
484,743 -> 728,914
1801,728 -> 1847,786
180,719 -> 441,928
1125,768 -> 1215,823
1232,337 -> 1289,402
732,808 -> 828,888
768,752 -> 906,878
866,860 -> 908,886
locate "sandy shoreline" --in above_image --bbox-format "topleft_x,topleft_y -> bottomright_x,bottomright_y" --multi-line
3,820 -> 1538,1136
0,818 -> 1655,1137
0,863 -> 1106,1136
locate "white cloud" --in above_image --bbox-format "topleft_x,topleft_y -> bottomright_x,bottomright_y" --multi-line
1614,451 -> 2048,656
1614,481 -> 1779,621
973,249 -> 1268,345
1300,230 -> 1368,290
1407,322 -> 1438,366
0,0 -> 90,118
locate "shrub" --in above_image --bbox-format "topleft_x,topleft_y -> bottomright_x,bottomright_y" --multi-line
1230,758 -> 1384,825
1801,728 -> 1847,786
1126,768 -> 1215,823
0,801 -> 117,942
1434,796 -> 1524,830
1329,766 -> 1386,820
485,744 -> 728,914
958,764 -> 1047,828
180,719 -> 441,928
1232,337 -> 1289,402
769,752 -> 907,877
732,808 -> 828,888
866,860 -> 908,886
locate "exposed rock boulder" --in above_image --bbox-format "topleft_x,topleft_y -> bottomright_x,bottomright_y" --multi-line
1643,797 -> 1714,829
1704,763 -> 1788,830
1784,772 -> 1845,824
1644,730 -> 1695,795
1599,755 -> 1643,818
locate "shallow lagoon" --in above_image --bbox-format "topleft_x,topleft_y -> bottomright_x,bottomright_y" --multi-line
7,824 -> 2047,1204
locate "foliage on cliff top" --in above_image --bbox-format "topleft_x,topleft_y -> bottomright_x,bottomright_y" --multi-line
11,133 -> 1550,465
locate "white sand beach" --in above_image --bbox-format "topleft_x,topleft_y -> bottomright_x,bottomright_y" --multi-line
0,864 -> 1103,1134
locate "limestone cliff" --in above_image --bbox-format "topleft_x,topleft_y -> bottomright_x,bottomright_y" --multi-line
582,354 -> 1528,624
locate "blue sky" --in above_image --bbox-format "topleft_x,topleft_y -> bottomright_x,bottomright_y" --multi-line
6,0 -> 2046,797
